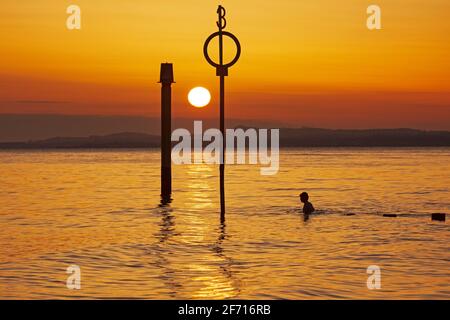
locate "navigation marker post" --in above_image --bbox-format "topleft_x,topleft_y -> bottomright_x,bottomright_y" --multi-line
203,6 -> 241,220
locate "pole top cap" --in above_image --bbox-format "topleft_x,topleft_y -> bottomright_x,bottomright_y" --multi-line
159,63 -> 174,84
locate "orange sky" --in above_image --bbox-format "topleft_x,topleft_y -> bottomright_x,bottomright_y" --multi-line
0,0 -> 449,129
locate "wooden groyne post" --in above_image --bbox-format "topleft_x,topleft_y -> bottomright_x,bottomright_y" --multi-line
160,63 -> 174,204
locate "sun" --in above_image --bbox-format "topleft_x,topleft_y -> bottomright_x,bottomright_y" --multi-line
188,87 -> 211,108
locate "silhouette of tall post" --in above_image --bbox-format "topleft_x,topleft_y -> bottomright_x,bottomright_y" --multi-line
160,63 -> 174,204
218,7 -> 226,220
204,6 -> 241,221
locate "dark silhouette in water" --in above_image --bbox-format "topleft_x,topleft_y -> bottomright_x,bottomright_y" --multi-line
300,192 -> 315,215
204,5 -> 241,220
160,63 -> 174,205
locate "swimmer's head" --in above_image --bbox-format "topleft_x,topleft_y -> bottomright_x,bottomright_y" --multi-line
300,192 -> 309,203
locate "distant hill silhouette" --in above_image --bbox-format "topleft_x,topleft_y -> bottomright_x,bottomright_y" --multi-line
0,114 -> 284,142
0,133 -> 159,149
1,128 -> 450,149
279,127 -> 450,147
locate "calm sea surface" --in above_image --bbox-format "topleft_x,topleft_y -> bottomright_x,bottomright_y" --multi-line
0,148 -> 449,299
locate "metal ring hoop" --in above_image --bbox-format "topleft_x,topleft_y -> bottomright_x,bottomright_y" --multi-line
203,31 -> 241,69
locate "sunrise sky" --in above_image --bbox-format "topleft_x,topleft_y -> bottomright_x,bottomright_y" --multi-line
0,0 -> 449,129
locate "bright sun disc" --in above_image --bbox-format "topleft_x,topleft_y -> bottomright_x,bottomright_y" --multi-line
188,87 -> 211,108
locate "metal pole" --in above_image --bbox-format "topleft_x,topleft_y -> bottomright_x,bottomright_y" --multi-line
220,75 -> 225,219
160,63 -> 174,205
218,8 -> 226,219
203,5 -> 241,221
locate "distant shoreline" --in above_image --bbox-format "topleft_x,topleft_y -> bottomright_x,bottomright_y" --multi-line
1,128 -> 450,149
1,147 -> 450,152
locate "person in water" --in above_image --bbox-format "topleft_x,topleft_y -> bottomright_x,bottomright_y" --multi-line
300,192 -> 315,214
